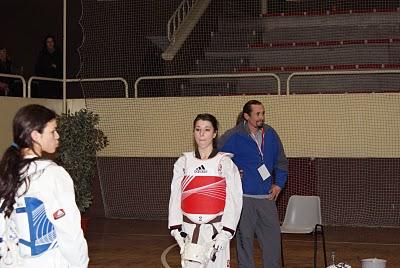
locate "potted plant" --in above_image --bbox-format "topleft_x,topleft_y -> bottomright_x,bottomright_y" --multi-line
56,108 -> 109,233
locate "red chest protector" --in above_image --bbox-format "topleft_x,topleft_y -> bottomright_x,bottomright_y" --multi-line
181,153 -> 227,223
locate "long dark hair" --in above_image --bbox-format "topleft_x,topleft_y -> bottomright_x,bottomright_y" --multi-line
193,113 -> 219,149
0,104 -> 57,217
242,99 -> 262,120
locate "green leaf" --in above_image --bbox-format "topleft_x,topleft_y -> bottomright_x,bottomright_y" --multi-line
56,109 -> 109,212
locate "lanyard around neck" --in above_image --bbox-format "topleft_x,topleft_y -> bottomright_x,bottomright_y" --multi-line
250,128 -> 264,159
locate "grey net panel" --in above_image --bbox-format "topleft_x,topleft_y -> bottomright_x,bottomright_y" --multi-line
79,0 -> 400,226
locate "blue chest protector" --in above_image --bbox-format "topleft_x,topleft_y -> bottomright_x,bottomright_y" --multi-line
13,196 -> 57,256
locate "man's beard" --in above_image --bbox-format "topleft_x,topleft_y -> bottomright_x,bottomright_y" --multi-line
257,121 -> 264,129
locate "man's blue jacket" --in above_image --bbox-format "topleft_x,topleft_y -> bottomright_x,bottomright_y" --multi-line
219,122 -> 288,195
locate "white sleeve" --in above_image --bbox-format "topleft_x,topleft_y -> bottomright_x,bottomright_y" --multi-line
43,166 -> 89,268
168,155 -> 186,229
220,156 -> 243,232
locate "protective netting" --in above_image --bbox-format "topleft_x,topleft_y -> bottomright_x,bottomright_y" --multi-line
78,0 -> 400,226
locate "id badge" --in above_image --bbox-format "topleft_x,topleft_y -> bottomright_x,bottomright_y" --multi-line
258,164 -> 271,181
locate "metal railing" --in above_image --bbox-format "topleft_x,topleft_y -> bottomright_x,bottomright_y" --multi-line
0,73 -> 27,97
287,69 -> 400,95
28,77 -> 129,98
27,76 -> 63,98
3,70 -> 396,101
167,0 -> 198,42
28,76 -> 129,112
134,73 -> 282,98
67,78 -> 129,98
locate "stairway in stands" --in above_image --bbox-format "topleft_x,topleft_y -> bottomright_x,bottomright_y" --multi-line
182,5 -> 400,95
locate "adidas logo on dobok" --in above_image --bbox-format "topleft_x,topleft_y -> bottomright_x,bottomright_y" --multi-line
194,165 -> 207,173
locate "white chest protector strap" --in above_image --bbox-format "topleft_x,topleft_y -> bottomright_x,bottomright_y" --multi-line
0,212 -> 23,266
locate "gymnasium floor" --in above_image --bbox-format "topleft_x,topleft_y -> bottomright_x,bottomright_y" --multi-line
86,218 -> 400,268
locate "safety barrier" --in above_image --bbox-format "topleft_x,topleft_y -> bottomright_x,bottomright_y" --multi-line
0,73 -> 26,97
287,69 -> 400,95
134,73 -> 282,98
27,76 -> 129,112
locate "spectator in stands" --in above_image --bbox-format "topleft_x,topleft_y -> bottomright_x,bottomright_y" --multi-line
0,104 -> 89,267
169,113 -> 243,267
34,35 -> 62,98
219,100 -> 288,268
0,47 -> 13,96
0,47 -> 24,97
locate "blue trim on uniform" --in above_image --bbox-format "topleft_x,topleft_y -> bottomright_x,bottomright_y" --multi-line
16,207 -> 26,213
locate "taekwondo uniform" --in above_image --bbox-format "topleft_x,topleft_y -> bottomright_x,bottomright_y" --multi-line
0,158 -> 89,267
169,152 -> 242,268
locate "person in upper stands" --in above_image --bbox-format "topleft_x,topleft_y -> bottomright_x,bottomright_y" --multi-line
0,47 -> 13,96
34,35 -> 62,98
0,47 -> 24,97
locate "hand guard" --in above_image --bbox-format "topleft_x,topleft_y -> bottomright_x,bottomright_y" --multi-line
171,229 -> 186,254
213,230 -> 232,251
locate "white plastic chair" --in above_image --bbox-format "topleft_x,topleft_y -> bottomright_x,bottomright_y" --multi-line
280,195 -> 327,268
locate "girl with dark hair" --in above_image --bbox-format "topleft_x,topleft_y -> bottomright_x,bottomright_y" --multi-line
0,104 -> 89,267
168,113 -> 242,268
